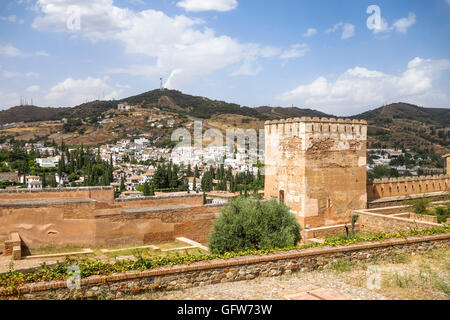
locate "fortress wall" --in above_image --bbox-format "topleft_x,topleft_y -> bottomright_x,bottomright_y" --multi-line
0,187 -> 115,204
0,191 -> 221,251
356,209 -> 442,234
117,194 -> 204,208
367,175 -> 450,201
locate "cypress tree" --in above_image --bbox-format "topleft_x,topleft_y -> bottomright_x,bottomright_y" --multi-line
42,172 -> 47,188
193,177 -> 198,193
143,181 -> 150,196
149,180 -> 155,196
120,176 -> 126,192
194,165 -> 199,178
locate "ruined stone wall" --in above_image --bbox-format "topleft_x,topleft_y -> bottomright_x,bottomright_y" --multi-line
356,209 -> 442,234
265,117 -> 367,228
2,234 -> 448,300
0,191 -> 220,250
367,175 -> 449,201
0,187 -> 115,204
117,194 -> 204,208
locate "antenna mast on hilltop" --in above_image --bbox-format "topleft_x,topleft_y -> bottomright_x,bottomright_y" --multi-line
160,77 -> 164,91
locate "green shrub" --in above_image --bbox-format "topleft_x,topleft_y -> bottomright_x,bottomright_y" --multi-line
414,203 -> 450,224
1,226 -> 449,291
410,198 -> 431,214
208,197 -> 302,254
330,259 -> 351,272
434,206 -> 448,216
389,252 -> 411,264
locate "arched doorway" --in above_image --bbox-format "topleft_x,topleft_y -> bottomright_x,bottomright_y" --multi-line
279,190 -> 285,203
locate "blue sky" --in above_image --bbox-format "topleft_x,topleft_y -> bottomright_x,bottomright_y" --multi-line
0,0 -> 449,116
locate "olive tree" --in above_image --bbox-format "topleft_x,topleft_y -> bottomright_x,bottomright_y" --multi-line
208,197 -> 302,254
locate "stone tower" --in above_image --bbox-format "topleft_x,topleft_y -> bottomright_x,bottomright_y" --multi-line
444,153 -> 450,176
264,117 -> 368,228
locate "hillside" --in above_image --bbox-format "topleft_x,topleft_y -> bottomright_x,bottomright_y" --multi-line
0,91 -> 448,153
255,106 -> 333,119
352,103 -> 450,152
0,105 -> 68,125
354,103 -> 450,126
119,89 -> 264,119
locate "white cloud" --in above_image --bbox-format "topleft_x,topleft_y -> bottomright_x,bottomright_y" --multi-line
26,85 -> 40,92
371,12 -> 416,35
259,46 -> 281,58
278,57 -> 450,115
0,44 -> 23,56
392,13 -> 416,34
303,28 -> 317,37
326,22 -> 355,40
127,0 -> 144,5
2,71 -> 21,78
32,0 -> 293,88
0,91 -> 20,110
35,50 -> 49,56
280,43 -> 310,59
341,23 -> 355,39
176,0 -> 238,12
446,0 -> 450,5
26,72 -> 40,78
0,15 -> 24,24
0,65 -> 20,78
230,61 -> 262,77
372,17 -> 390,34
46,76 -> 121,107
0,44 -> 49,57
0,66 -> 40,78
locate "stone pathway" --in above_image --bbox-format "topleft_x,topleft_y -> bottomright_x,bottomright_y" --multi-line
283,287 -> 352,300
131,270 -> 387,300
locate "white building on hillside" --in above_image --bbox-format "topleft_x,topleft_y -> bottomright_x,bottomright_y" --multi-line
118,103 -> 134,111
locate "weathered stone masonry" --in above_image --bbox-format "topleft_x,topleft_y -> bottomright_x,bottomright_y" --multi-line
367,175 -> 450,202
0,187 -> 222,251
1,233 -> 448,300
265,117 -> 368,228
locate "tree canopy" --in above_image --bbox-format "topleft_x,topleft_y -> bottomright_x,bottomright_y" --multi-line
208,197 -> 302,254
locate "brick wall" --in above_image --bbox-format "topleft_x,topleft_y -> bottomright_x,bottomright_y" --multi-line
2,233 -> 448,300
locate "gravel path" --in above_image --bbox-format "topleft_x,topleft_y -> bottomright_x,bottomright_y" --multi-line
133,269 -> 388,300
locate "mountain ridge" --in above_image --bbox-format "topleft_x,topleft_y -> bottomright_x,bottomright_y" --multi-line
1,90 -> 448,153
1,89 -> 448,125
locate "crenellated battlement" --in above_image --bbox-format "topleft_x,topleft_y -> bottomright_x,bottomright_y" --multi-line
264,116 -> 368,228
367,175 -> 450,201
264,117 -> 367,125
265,117 -> 367,138
370,175 -> 449,184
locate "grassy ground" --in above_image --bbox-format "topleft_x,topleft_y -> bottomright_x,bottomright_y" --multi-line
327,247 -> 450,300
128,246 -> 449,301
1,240 -> 208,274
26,240 -> 200,259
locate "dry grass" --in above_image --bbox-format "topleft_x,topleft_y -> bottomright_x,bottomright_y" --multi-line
336,247 -> 450,300
26,240 -> 201,260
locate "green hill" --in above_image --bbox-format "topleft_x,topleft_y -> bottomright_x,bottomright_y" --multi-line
0,91 -> 448,154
